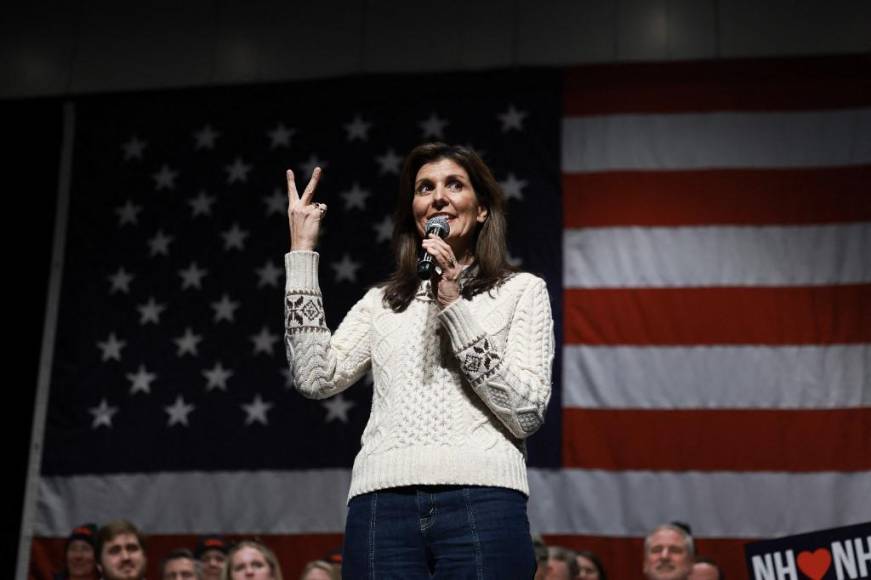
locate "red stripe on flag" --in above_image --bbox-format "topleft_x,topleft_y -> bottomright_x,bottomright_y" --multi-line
545,534 -> 750,580
563,167 -> 871,227
30,534 -> 345,580
564,286 -> 871,345
563,55 -> 871,115
562,408 -> 871,471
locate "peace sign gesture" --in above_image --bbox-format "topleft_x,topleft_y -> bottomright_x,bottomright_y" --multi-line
287,167 -> 325,251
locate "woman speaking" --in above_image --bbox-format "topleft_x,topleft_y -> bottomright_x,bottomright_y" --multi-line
284,143 -> 554,579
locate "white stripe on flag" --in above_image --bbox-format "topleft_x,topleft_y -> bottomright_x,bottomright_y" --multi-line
527,469 -> 871,537
37,470 -> 352,535
37,468 -> 871,539
561,109 -> 871,171
563,224 -> 871,288
562,345 -> 871,409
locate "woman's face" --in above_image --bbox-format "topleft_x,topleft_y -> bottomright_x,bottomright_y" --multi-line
577,555 -> 601,579
411,158 -> 488,257
230,546 -> 273,580
66,540 -> 96,577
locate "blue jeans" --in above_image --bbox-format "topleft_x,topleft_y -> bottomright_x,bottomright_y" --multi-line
342,485 -> 537,580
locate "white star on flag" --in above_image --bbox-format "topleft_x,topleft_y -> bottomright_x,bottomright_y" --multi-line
373,215 -> 393,243
345,115 -> 373,141
242,394 -> 274,426
152,164 -> 178,190
419,113 -> 448,138
193,124 -> 220,149
108,268 -> 134,294
89,399 -> 118,429
331,253 -> 362,283
188,191 -> 216,217
148,230 -> 174,256
97,333 -> 125,362
164,395 -> 195,427
126,365 -> 157,395
256,260 -> 282,288
174,328 -> 202,357
300,154 -> 327,178
221,223 -> 249,250
250,326 -> 279,356
179,262 -> 208,290
115,200 -> 142,226
498,105 -> 527,132
263,189 -> 286,216
268,123 -> 295,148
121,136 -> 146,160
225,157 -> 252,183
376,149 -> 402,175
499,174 -> 527,201
341,183 -> 370,210
323,393 -> 355,423
137,297 -> 166,325
203,362 -> 234,391
211,294 -> 240,323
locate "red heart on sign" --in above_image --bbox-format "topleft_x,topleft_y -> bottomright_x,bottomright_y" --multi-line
797,548 -> 832,580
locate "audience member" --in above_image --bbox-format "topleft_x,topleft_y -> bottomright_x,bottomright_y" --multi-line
54,523 -> 99,580
321,547 -> 342,578
643,523 -> 694,580
161,548 -> 201,580
96,519 -> 148,580
299,560 -> 337,580
689,556 -> 724,580
221,540 -> 283,580
546,546 -> 580,580
195,535 -> 231,580
576,549 -> 607,579
532,535 -> 548,580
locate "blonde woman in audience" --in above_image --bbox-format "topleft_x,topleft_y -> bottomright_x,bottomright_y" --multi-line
221,540 -> 283,580
299,560 -> 338,580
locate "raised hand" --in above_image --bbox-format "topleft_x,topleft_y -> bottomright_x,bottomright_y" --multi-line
287,167 -> 325,251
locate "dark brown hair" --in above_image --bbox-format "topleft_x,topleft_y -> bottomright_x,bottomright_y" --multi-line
96,519 -> 146,559
382,143 -> 516,311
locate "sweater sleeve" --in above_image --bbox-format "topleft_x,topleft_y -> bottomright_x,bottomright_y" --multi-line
437,275 -> 554,439
284,251 -> 373,399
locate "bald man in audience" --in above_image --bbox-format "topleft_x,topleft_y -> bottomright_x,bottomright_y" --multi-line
643,523 -> 695,580
689,556 -> 723,580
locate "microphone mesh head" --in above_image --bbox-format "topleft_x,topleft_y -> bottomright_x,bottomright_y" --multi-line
425,215 -> 450,237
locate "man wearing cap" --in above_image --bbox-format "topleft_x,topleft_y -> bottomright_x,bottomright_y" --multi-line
194,535 -> 229,580
96,520 -> 148,580
54,523 -> 99,580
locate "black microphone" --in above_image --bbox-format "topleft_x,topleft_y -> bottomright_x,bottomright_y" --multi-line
417,216 -> 451,279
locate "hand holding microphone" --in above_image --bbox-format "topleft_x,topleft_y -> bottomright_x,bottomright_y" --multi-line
419,216 -> 464,307
417,216 -> 451,279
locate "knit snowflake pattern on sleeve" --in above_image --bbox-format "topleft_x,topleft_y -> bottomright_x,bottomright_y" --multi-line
285,292 -> 327,332
461,336 -> 502,383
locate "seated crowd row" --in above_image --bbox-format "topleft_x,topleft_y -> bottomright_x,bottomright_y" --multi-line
53,519 -> 723,579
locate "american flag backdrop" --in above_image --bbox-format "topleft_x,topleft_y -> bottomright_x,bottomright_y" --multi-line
25,56 -> 871,580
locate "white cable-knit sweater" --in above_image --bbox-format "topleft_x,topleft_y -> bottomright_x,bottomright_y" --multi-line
284,251 -> 554,500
